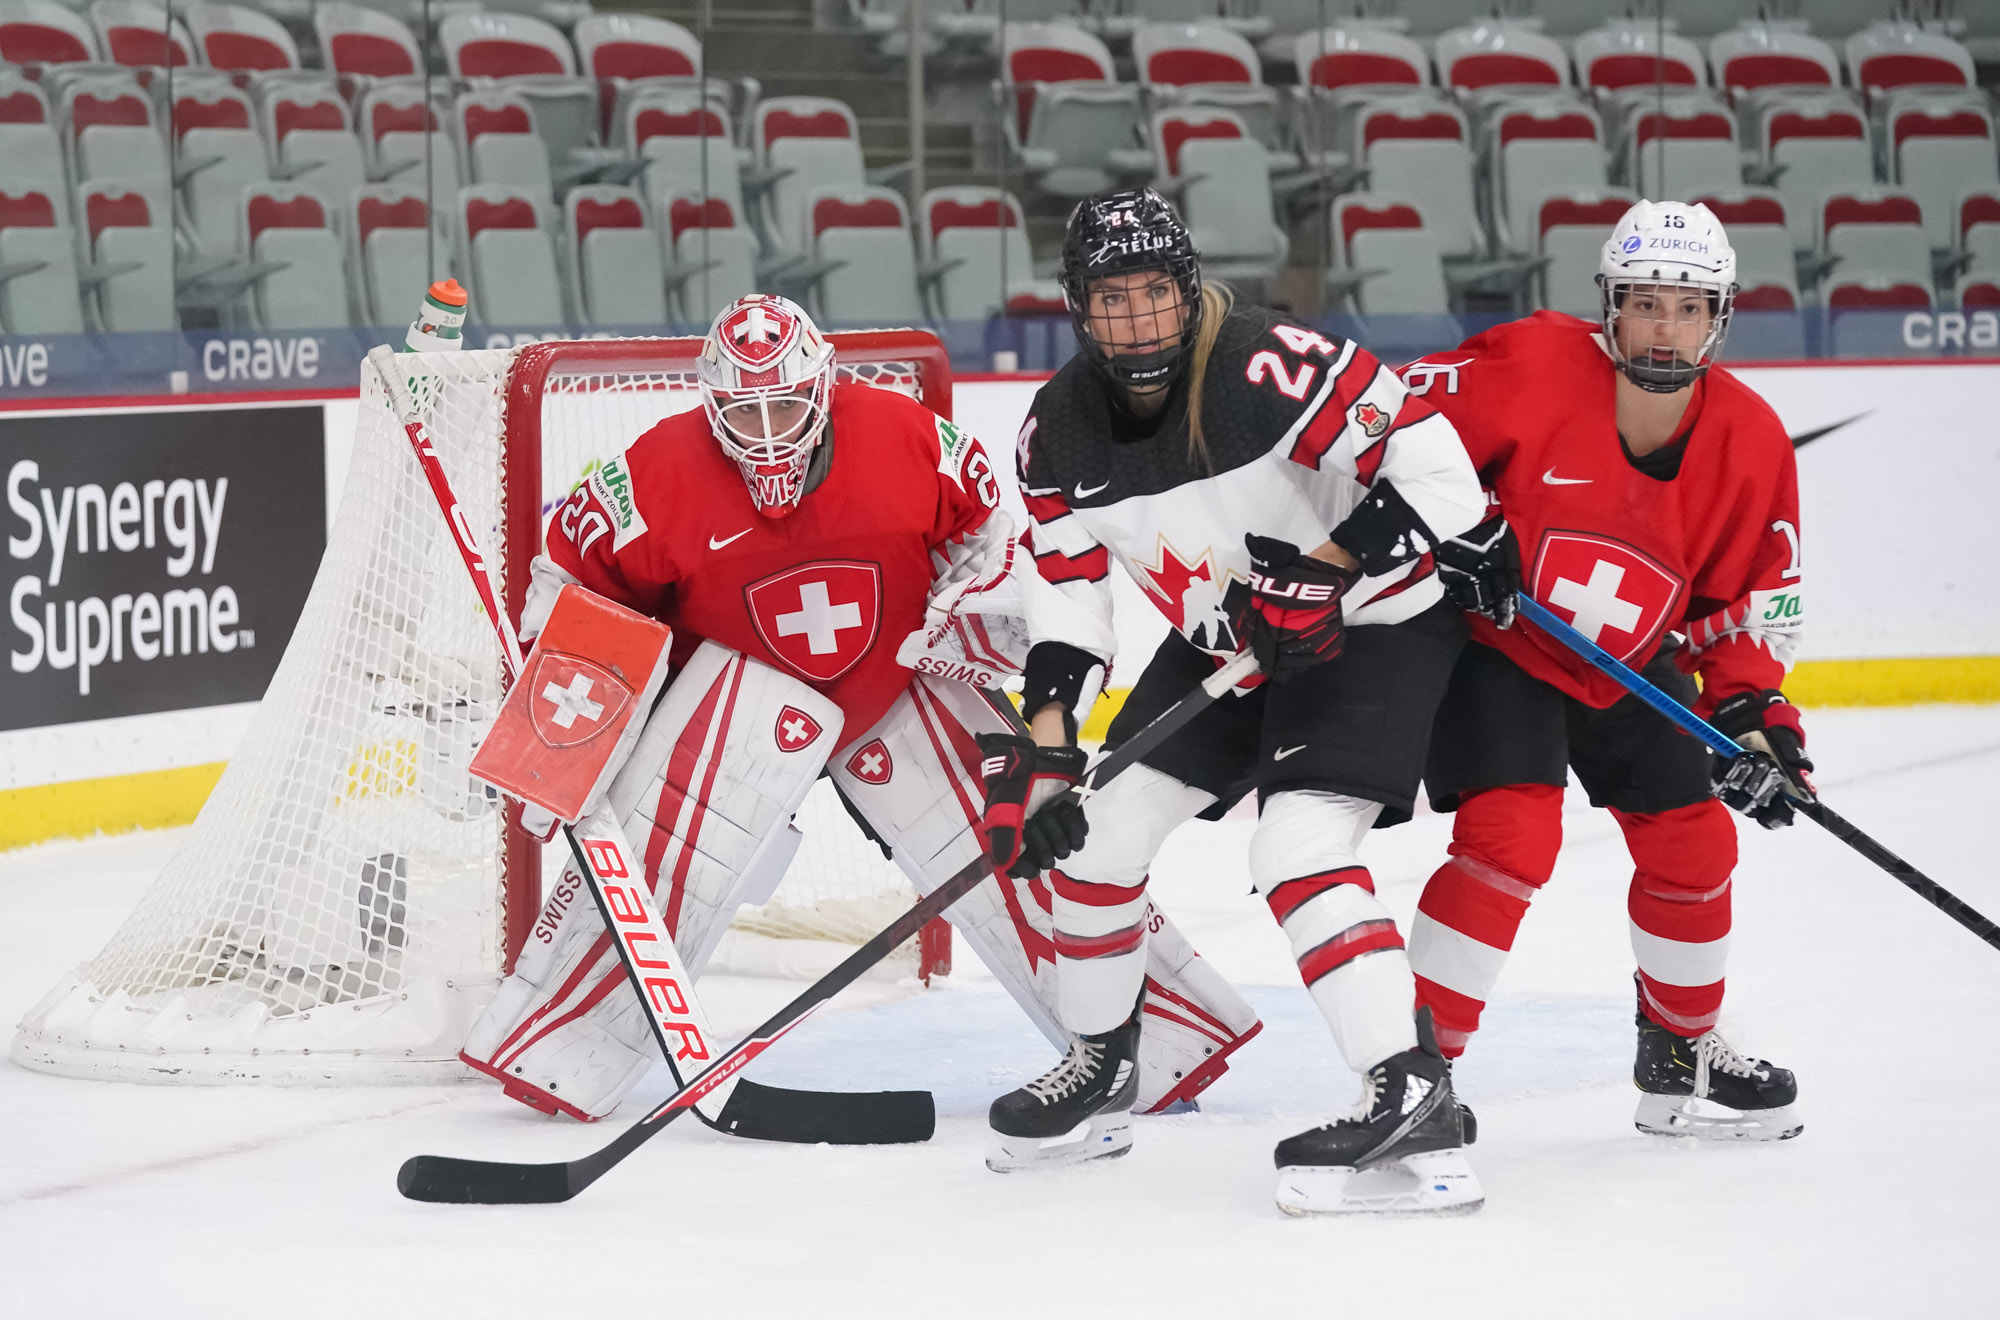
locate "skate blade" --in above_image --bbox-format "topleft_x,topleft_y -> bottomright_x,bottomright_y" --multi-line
1275,1149 -> 1484,1217
985,1114 -> 1134,1173
1634,1093 -> 1803,1142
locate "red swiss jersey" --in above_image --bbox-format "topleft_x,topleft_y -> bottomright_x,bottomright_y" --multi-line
544,382 -> 1002,746
1402,312 -> 1803,714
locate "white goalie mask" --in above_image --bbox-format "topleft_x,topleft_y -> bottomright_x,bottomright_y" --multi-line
1597,200 -> 1738,394
697,294 -> 836,517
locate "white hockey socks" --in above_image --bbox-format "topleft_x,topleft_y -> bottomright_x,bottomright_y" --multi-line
1252,791 -> 1417,1073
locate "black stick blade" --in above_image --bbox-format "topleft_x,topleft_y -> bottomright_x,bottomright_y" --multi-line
397,1154 -> 579,1204
711,1078 -> 935,1145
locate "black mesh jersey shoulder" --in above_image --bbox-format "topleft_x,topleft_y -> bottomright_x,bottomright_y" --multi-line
1022,304 -> 1350,510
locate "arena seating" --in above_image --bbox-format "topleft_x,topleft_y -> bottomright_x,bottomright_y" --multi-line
1,1 -> 1994,337
919,185 -> 1063,320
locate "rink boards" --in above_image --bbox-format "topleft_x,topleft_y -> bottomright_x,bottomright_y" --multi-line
3,359 -> 1998,844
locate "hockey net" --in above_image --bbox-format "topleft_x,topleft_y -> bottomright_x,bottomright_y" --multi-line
11,332 -> 954,1085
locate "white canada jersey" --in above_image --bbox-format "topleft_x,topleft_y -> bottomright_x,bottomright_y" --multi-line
1017,305 -> 1486,664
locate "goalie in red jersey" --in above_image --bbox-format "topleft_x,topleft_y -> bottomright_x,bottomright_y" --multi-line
457,294 -> 1261,1128
1402,201 -> 1809,1142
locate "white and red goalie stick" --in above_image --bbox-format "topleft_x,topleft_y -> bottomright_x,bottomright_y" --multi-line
364,345 -> 932,1144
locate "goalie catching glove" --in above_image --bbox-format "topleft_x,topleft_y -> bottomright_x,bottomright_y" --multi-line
1230,534 -> 1360,680
977,733 -> 1089,878
1710,689 -> 1814,829
1435,511 -> 1520,630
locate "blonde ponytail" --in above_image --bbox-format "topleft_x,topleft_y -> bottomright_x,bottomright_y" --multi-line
1183,282 -> 1235,470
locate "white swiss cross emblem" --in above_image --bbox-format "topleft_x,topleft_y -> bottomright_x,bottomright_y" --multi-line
1531,531 -> 1684,664
524,652 -> 633,749
845,738 -> 893,785
717,297 -> 798,369
541,673 -> 604,729
775,705 -> 823,752
745,561 -> 883,682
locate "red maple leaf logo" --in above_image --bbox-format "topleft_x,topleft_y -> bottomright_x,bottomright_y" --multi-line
1132,537 -> 1238,650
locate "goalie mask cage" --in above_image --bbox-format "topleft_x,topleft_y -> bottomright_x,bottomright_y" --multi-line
11,330 -> 956,1085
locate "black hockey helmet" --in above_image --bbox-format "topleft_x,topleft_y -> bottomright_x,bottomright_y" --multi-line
1059,187 -> 1204,394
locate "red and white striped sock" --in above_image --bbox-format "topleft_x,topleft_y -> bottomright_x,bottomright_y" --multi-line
1613,801 -> 1736,1036
1408,784 -> 1563,1058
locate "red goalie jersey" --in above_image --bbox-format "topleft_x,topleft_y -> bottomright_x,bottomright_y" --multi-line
1403,312 -> 1803,714
543,382 -> 1002,744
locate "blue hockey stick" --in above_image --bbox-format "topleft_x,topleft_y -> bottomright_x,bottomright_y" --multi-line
1515,593 -> 2000,953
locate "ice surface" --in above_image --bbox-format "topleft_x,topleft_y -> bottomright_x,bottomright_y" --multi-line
4,707 -> 1998,1317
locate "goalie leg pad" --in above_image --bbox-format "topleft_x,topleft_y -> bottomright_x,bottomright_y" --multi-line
460,643 -> 840,1120
833,678 -> 1259,1106
1138,909 -> 1263,1113
608,641 -> 844,972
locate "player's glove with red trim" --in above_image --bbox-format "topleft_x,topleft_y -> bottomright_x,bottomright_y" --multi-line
1710,689 -> 1815,829
1435,512 -> 1520,630
976,733 -> 1090,878
1230,534 -> 1361,681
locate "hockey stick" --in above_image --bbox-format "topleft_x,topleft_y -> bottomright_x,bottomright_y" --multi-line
396,647 -> 1263,1202
1516,593 -> 2000,952
366,347 -> 931,1145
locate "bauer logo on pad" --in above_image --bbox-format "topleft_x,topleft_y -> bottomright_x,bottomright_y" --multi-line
469,585 -> 673,824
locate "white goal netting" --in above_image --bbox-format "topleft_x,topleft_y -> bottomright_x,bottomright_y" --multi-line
11,334 -> 951,1084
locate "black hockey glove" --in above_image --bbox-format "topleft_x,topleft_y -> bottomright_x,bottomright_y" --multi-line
976,733 -> 1090,878
1230,534 -> 1361,680
1710,689 -> 1815,829
1435,512 -> 1521,630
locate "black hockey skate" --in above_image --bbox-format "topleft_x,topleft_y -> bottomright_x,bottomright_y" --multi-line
1273,1009 -> 1483,1216
987,1014 -> 1140,1172
1634,1003 -> 1802,1142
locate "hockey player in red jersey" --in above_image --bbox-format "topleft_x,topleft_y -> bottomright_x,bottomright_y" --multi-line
983,189 -> 1488,1215
457,294 -> 1262,1127
1404,200 -> 1808,1142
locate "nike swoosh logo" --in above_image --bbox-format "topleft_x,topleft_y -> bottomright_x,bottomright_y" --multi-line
1788,411 -> 1871,449
1541,468 -> 1591,485
1273,744 -> 1306,761
708,528 -> 752,550
1074,480 -> 1110,500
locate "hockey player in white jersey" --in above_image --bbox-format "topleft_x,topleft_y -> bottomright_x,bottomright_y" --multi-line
456,294 -> 1262,1131
982,189 -> 1488,1214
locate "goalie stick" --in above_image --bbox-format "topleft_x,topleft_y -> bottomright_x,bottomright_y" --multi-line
1516,593 -> 2000,953
396,647 -> 1263,1203
366,346 -> 932,1146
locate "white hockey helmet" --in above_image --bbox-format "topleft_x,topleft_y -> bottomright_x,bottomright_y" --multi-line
1596,199 -> 1738,393
697,293 -> 836,516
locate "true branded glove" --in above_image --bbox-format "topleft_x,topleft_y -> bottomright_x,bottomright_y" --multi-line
1710,689 -> 1815,829
976,733 -> 1090,878
1230,534 -> 1361,680
1435,512 -> 1521,630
